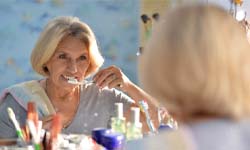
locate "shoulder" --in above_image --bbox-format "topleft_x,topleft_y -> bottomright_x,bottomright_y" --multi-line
1,80 -> 39,97
189,119 -> 250,149
1,80 -> 40,96
7,80 -> 41,91
0,80 -> 42,109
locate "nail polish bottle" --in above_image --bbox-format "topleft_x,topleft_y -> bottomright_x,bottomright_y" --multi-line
111,103 -> 126,134
126,107 -> 143,141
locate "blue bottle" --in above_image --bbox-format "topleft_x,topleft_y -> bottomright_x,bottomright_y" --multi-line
101,132 -> 125,150
92,128 -> 112,145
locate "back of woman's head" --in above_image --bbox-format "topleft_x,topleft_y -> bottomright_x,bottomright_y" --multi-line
139,4 -> 250,121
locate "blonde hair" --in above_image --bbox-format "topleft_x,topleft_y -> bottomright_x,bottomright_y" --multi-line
30,16 -> 104,77
139,4 -> 250,120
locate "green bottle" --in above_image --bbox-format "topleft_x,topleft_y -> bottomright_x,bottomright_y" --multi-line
111,103 -> 126,134
126,107 -> 143,141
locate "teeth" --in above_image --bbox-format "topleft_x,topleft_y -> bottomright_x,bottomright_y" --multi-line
68,78 -> 78,82
68,79 -> 80,84
64,75 -> 81,85
64,75 -> 76,80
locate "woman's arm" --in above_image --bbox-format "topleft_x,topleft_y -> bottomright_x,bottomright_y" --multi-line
93,65 -> 164,132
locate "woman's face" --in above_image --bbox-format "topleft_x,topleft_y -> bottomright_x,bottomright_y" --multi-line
45,36 -> 90,89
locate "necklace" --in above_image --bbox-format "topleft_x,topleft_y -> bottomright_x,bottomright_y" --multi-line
45,79 -> 81,129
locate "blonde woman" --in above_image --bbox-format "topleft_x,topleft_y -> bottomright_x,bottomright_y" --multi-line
128,4 -> 250,150
0,16 -> 159,138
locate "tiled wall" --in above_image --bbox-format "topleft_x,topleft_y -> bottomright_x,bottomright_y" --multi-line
0,0 -> 139,91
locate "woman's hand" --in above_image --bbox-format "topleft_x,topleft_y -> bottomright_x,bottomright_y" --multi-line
93,65 -> 132,91
94,66 -> 163,132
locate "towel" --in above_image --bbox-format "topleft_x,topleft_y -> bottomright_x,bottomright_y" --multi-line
0,80 -> 55,116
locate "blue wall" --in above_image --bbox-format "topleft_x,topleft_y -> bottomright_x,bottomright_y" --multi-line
0,0 -> 139,91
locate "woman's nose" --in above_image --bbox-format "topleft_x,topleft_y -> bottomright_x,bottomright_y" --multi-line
67,60 -> 77,73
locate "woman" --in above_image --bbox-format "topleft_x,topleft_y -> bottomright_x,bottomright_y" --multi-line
0,16 -> 160,138
128,4 -> 250,150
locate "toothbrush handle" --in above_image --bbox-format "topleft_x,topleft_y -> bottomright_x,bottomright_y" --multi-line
145,111 -> 156,133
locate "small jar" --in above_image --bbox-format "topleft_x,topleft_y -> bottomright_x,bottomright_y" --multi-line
92,128 -> 111,145
101,132 -> 125,150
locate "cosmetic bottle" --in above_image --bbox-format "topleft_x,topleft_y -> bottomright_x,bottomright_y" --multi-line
126,107 -> 143,141
92,128 -> 112,145
101,132 -> 125,150
157,107 -> 178,131
111,103 -> 126,135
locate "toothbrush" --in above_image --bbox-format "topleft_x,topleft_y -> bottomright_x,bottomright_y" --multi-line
138,100 -> 156,133
67,77 -> 94,85
67,77 -> 83,85
7,107 -> 25,141
67,77 -> 122,89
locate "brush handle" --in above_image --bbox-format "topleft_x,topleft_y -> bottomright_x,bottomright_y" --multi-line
7,107 -> 24,140
138,101 -> 156,133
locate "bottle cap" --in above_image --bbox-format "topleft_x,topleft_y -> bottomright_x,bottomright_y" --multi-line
158,124 -> 171,131
114,103 -> 123,119
130,107 -> 141,125
92,128 -> 111,144
101,132 -> 125,150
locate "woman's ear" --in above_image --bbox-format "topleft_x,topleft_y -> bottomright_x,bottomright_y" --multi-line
42,64 -> 49,74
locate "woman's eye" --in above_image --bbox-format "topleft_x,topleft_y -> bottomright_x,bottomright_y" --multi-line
79,55 -> 87,60
58,54 -> 67,59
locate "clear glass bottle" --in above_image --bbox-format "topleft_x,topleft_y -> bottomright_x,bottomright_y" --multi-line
111,103 -> 126,134
158,106 -> 178,130
126,107 -> 143,141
